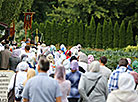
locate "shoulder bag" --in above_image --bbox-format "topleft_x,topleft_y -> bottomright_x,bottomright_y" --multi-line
8,73 -> 17,102
79,76 -> 101,102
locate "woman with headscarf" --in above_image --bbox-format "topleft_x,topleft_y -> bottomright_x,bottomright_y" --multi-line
78,61 -> 108,102
8,62 -> 29,101
55,65 -> 71,102
78,53 -> 88,73
66,60 -> 81,102
9,49 -> 21,72
107,73 -> 138,102
23,68 -> 36,86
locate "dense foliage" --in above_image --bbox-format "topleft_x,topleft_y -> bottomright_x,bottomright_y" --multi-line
25,18 -> 133,49
1,0 -> 138,49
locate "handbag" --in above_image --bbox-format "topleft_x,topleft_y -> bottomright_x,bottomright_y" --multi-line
79,76 -> 101,102
8,73 -> 17,102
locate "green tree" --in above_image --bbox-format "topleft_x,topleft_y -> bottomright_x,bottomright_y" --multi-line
96,23 -> 102,48
90,16 -> 96,48
51,19 -> 57,44
113,21 -> 119,48
57,23 -> 62,44
102,19 -> 108,49
85,24 -> 89,47
119,20 -> 126,48
45,20 -> 51,45
73,19 -> 79,45
108,19 -> 113,48
68,21 -> 74,46
79,20 -> 84,46
0,0 -> 34,24
126,21 -> 133,46
61,20 -> 68,45
31,0 -> 57,23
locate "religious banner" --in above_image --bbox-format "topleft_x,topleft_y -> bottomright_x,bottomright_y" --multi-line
0,70 -> 15,102
24,12 -> 35,34
9,21 -> 15,41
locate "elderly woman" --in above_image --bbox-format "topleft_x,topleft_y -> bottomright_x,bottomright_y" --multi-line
78,61 -> 108,102
55,65 -> 71,102
9,49 -> 21,72
107,73 -> 138,102
8,62 -> 29,101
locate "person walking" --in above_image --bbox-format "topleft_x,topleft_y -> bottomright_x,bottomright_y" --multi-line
0,44 -> 11,70
78,61 -> 108,102
107,73 -> 138,102
22,57 -> 62,102
55,65 -> 71,102
66,60 -> 81,102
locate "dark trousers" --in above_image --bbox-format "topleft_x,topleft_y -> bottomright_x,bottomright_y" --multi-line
0,68 -> 7,70
68,98 -> 79,102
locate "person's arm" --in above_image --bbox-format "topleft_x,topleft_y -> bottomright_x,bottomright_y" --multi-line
56,96 -> 61,102
67,81 -> 71,95
78,75 -> 88,101
22,80 -> 30,102
55,81 -> 62,102
23,98 -> 29,102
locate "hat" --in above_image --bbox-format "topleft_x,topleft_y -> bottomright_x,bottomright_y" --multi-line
16,62 -> 29,71
46,54 -> 54,63
127,58 -> 131,65
70,60 -> 78,70
88,55 -> 94,64
60,44 -> 66,52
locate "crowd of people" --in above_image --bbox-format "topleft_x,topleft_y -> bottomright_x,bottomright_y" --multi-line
0,39 -> 138,102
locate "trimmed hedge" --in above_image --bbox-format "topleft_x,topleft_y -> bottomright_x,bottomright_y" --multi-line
33,18 -> 134,48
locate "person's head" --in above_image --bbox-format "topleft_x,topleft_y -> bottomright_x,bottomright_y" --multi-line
12,49 -> 21,58
55,65 -> 66,81
70,56 -> 78,62
99,56 -> 107,65
77,44 -> 82,52
79,53 -> 88,64
70,60 -> 79,72
25,45 -> 30,52
5,44 -> 9,49
118,73 -> 135,91
89,60 -> 100,72
23,68 -> 36,86
21,54 -> 28,62
119,58 -> 128,67
65,50 -> 71,57
38,57 -> 50,72
88,55 -> 94,64
26,68 -> 36,80
16,62 -> 29,72
46,54 -> 54,63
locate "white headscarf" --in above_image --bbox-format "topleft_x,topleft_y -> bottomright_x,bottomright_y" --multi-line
89,61 -> 100,72
16,62 -> 29,71
118,73 -> 135,91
